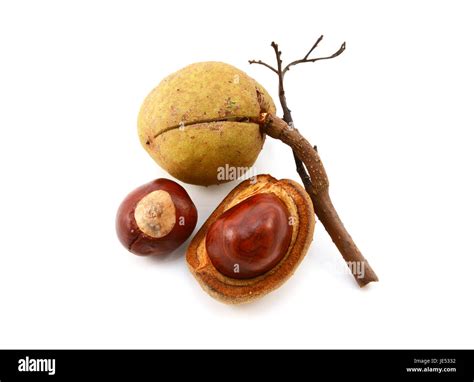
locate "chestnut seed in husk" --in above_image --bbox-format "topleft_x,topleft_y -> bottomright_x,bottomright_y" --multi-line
186,174 -> 315,304
206,193 -> 293,279
116,178 -> 197,256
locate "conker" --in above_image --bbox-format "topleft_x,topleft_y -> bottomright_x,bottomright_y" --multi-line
186,174 -> 315,304
116,178 -> 197,256
137,62 -> 276,186
206,193 -> 293,279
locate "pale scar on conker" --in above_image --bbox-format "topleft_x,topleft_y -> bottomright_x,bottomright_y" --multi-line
186,174 -> 315,304
137,62 -> 276,186
116,178 -> 197,256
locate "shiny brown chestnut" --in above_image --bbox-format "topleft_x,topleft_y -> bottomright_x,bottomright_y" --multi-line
116,178 -> 197,256
186,174 -> 315,304
206,193 -> 293,279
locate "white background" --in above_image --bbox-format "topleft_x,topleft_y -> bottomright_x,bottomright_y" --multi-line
1,0 -> 473,349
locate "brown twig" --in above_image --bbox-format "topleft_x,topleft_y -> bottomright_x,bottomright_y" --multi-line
283,37 -> 346,76
247,59 -> 278,74
258,42 -> 314,196
257,113 -> 378,287
250,38 -> 378,287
